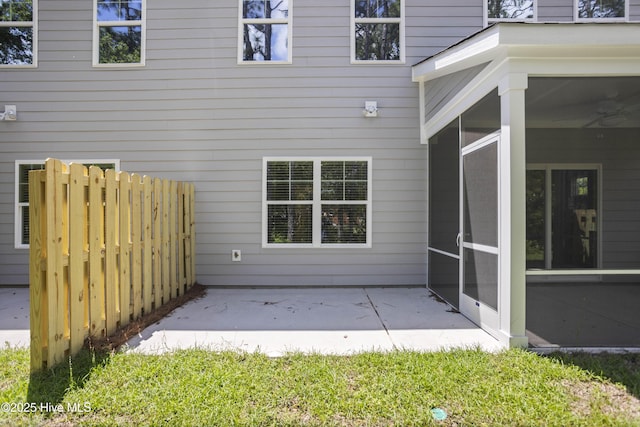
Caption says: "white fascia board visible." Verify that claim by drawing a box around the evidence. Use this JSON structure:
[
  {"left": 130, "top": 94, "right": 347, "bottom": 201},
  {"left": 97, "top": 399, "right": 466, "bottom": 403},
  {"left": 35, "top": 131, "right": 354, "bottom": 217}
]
[
  {"left": 413, "top": 23, "right": 640, "bottom": 83},
  {"left": 412, "top": 26, "right": 502, "bottom": 82}
]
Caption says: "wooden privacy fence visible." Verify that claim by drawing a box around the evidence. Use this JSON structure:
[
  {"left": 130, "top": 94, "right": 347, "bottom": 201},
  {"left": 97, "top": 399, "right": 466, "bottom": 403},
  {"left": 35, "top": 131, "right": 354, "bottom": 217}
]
[{"left": 29, "top": 159, "right": 196, "bottom": 371}]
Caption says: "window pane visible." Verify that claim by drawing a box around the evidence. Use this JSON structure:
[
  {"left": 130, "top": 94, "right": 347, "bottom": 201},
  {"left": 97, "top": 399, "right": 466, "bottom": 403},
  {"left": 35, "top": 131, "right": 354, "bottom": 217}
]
[
  {"left": 21, "top": 205, "right": 29, "bottom": 245},
  {"left": 243, "top": 0, "right": 288, "bottom": 19},
  {"left": 18, "top": 164, "right": 44, "bottom": 203},
  {"left": 291, "top": 181, "right": 312, "bottom": 201},
  {"left": 321, "top": 181, "right": 344, "bottom": 201},
  {"left": 487, "top": 0, "right": 534, "bottom": 19},
  {"left": 345, "top": 161, "right": 367, "bottom": 180},
  {"left": 355, "top": 0, "right": 400, "bottom": 18},
  {"left": 291, "top": 161, "right": 313, "bottom": 180},
  {"left": 354, "top": 23, "right": 400, "bottom": 61},
  {"left": 1, "top": 0, "right": 32, "bottom": 21},
  {"left": 345, "top": 182, "right": 367, "bottom": 200},
  {"left": 267, "top": 161, "right": 313, "bottom": 201},
  {"left": 97, "top": 0, "right": 142, "bottom": 21},
  {"left": 322, "top": 204, "right": 367, "bottom": 244},
  {"left": 267, "top": 181, "right": 290, "bottom": 201},
  {"left": 578, "top": 0, "right": 625, "bottom": 18},
  {"left": 322, "top": 161, "right": 368, "bottom": 201},
  {"left": 0, "top": 26, "right": 32, "bottom": 65},
  {"left": 551, "top": 170, "right": 598, "bottom": 268},
  {"left": 99, "top": 26, "right": 141, "bottom": 63},
  {"left": 321, "top": 161, "right": 343, "bottom": 181},
  {"left": 268, "top": 204, "right": 312, "bottom": 244},
  {"left": 266, "top": 161, "right": 289, "bottom": 181},
  {"left": 243, "top": 23, "right": 288, "bottom": 61},
  {"left": 526, "top": 170, "right": 546, "bottom": 269}
]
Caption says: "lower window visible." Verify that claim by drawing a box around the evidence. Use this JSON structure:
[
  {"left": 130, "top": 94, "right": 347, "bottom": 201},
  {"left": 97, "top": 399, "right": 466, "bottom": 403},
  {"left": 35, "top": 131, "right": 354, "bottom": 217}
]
[
  {"left": 15, "top": 160, "right": 119, "bottom": 248},
  {"left": 263, "top": 158, "right": 372, "bottom": 247}
]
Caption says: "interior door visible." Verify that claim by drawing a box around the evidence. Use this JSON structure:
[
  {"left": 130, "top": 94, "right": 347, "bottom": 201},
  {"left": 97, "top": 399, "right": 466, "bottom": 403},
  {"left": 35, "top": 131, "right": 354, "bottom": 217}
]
[{"left": 459, "top": 132, "right": 500, "bottom": 333}]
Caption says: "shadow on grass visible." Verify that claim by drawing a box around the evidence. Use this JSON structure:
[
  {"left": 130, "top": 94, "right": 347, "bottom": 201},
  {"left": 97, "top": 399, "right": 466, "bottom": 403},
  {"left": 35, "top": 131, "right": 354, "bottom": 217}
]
[
  {"left": 545, "top": 352, "right": 640, "bottom": 399},
  {"left": 26, "top": 348, "right": 112, "bottom": 405}
]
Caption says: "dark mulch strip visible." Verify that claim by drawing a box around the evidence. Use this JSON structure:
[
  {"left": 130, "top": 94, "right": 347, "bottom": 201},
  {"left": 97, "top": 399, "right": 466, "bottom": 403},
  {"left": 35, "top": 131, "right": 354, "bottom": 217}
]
[{"left": 85, "top": 283, "right": 207, "bottom": 352}]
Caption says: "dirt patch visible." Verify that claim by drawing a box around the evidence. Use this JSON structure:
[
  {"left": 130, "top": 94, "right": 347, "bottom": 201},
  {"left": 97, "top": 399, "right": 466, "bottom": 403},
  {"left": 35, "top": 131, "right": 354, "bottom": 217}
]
[
  {"left": 563, "top": 379, "right": 640, "bottom": 420},
  {"left": 85, "top": 283, "right": 207, "bottom": 352}
]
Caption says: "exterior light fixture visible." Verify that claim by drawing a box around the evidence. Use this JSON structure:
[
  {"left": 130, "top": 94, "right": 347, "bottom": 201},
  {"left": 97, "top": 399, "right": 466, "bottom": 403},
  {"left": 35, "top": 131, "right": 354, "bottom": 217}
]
[
  {"left": 1, "top": 105, "right": 16, "bottom": 121},
  {"left": 363, "top": 101, "right": 378, "bottom": 117}
]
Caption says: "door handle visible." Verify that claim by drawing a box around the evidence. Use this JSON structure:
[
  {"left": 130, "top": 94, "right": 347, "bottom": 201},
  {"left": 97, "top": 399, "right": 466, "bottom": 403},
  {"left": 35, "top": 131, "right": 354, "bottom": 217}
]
[{"left": 456, "top": 233, "right": 461, "bottom": 247}]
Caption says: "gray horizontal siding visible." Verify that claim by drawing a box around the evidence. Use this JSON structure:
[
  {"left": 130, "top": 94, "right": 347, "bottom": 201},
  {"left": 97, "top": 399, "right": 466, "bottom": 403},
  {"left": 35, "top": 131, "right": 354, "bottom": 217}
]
[
  {"left": 3, "top": 1, "right": 639, "bottom": 287},
  {"left": 538, "top": 0, "right": 574, "bottom": 21},
  {"left": 0, "top": 0, "right": 436, "bottom": 287}
]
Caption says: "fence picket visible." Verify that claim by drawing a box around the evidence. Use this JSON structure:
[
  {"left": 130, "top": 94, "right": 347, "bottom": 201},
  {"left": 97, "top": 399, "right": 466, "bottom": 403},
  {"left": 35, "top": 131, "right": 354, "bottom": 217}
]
[
  {"left": 161, "top": 179, "right": 170, "bottom": 305},
  {"left": 46, "top": 159, "right": 66, "bottom": 366},
  {"left": 88, "top": 166, "right": 105, "bottom": 339},
  {"left": 29, "top": 167, "right": 45, "bottom": 370},
  {"left": 178, "top": 182, "right": 185, "bottom": 293},
  {"left": 28, "top": 159, "right": 196, "bottom": 372},
  {"left": 183, "top": 184, "right": 193, "bottom": 287},
  {"left": 131, "top": 174, "right": 143, "bottom": 320},
  {"left": 169, "top": 180, "right": 178, "bottom": 298},
  {"left": 119, "top": 172, "right": 131, "bottom": 326},
  {"left": 68, "top": 163, "right": 87, "bottom": 355},
  {"left": 143, "top": 176, "right": 153, "bottom": 315},
  {"left": 104, "top": 169, "right": 118, "bottom": 335},
  {"left": 152, "top": 178, "right": 162, "bottom": 310}
]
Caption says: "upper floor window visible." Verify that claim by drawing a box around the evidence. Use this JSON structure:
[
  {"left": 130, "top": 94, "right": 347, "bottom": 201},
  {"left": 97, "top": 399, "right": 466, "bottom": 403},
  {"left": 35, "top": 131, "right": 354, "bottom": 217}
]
[
  {"left": 352, "top": 0, "right": 404, "bottom": 63},
  {"left": 240, "top": 0, "right": 291, "bottom": 63},
  {"left": 576, "top": 0, "right": 626, "bottom": 20},
  {"left": 94, "top": 0, "right": 145, "bottom": 66},
  {"left": 0, "top": 0, "right": 36, "bottom": 66},
  {"left": 486, "top": 0, "right": 535, "bottom": 23}
]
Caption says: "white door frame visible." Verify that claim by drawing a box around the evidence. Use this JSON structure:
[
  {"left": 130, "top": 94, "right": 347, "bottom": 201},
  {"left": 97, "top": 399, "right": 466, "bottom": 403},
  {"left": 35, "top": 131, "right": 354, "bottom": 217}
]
[{"left": 459, "top": 132, "right": 501, "bottom": 336}]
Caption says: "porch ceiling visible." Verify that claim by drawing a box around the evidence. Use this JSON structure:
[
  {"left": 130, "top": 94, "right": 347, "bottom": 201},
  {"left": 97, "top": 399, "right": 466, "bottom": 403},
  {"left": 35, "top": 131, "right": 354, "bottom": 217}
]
[{"left": 413, "top": 23, "right": 640, "bottom": 139}]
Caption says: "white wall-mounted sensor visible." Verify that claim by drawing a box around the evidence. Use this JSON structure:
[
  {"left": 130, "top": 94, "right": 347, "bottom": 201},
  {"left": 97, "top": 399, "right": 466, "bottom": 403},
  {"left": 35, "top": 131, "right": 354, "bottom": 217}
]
[
  {"left": 1, "top": 105, "right": 16, "bottom": 121},
  {"left": 363, "top": 101, "right": 378, "bottom": 117}
]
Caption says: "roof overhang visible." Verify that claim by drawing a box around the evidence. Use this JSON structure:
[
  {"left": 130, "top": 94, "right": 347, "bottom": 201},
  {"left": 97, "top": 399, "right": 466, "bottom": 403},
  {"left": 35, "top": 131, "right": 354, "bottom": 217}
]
[
  {"left": 412, "top": 23, "right": 640, "bottom": 142},
  {"left": 412, "top": 23, "right": 640, "bottom": 83}
]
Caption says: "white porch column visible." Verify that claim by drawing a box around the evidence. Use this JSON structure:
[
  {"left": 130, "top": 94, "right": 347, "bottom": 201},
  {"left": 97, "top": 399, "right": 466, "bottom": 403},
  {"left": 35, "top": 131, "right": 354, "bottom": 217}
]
[{"left": 498, "top": 72, "right": 528, "bottom": 347}]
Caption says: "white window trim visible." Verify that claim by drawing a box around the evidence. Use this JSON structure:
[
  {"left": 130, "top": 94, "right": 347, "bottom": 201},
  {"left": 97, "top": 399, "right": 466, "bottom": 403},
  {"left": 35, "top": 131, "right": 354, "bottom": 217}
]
[
  {"left": 526, "top": 163, "right": 602, "bottom": 271},
  {"left": 262, "top": 157, "right": 373, "bottom": 248},
  {"left": 92, "top": 0, "right": 146, "bottom": 67},
  {"left": 484, "top": 0, "right": 537, "bottom": 27},
  {"left": 238, "top": 0, "right": 293, "bottom": 65},
  {"left": 0, "top": 0, "right": 38, "bottom": 68},
  {"left": 15, "top": 159, "right": 120, "bottom": 249},
  {"left": 574, "top": 0, "right": 629, "bottom": 22},
  {"left": 350, "top": 0, "right": 405, "bottom": 64}
]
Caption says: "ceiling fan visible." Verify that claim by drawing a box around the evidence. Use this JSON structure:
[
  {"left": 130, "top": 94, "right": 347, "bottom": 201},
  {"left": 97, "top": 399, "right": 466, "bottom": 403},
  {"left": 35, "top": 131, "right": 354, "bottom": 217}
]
[{"left": 582, "top": 94, "right": 640, "bottom": 128}]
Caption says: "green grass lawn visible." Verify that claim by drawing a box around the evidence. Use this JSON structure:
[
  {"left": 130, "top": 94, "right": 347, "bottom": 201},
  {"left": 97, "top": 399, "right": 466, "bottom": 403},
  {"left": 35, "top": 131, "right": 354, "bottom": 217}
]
[{"left": 1, "top": 346, "right": 639, "bottom": 426}]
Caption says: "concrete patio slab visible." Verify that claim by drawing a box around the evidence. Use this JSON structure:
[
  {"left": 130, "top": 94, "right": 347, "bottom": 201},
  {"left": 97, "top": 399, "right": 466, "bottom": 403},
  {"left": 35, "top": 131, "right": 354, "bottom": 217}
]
[
  {"left": 126, "top": 287, "right": 504, "bottom": 355},
  {"left": 0, "top": 286, "right": 504, "bottom": 355},
  {"left": 0, "top": 287, "right": 30, "bottom": 348}
]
